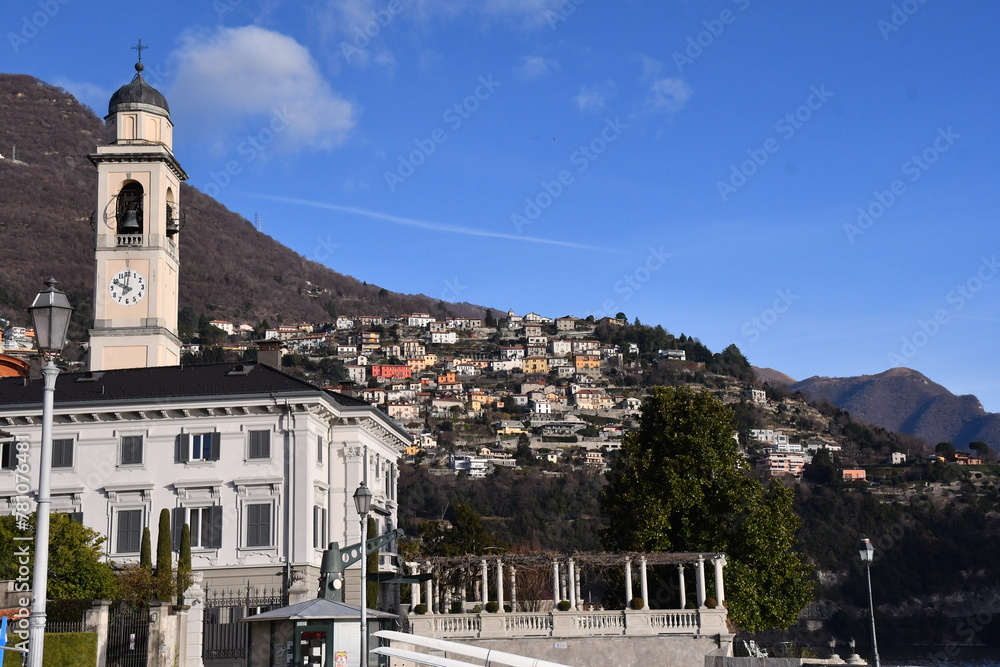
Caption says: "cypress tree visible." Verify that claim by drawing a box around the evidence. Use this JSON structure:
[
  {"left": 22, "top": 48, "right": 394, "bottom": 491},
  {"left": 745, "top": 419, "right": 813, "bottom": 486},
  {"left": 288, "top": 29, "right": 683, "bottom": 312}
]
[
  {"left": 177, "top": 524, "right": 191, "bottom": 605},
  {"left": 155, "top": 509, "right": 173, "bottom": 601},
  {"left": 139, "top": 527, "right": 152, "bottom": 570}
]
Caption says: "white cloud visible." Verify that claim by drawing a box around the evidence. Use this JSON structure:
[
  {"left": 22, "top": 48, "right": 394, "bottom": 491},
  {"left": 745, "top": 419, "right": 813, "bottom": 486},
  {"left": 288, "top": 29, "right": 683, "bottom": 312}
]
[
  {"left": 169, "top": 26, "right": 356, "bottom": 151},
  {"left": 645, "top": 77, "right": 693, "bottom": 114},
  {"left": 575, "top": 80, "right": 616, "bottom": 113},
  {"left": 515, "top": 55, "right": 559, "bottom": 81}
]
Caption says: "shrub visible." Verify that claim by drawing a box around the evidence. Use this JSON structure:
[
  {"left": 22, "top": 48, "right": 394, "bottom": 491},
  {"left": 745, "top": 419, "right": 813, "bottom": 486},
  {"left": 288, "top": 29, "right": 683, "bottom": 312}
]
[
  {"left": 705, "top": 597, "right": 718, "bottom": 609},
  {"left": 450, "top": 599, "right": 463, "bottom": 614},
  {"left": 413, "top": 603, "right": 427, "bottom": 615},
  {"left": 629, "top": 597, "right": 644, "bottom": 610},
  {"left": 504, "top": 604, "right": 512, "bottom": 613},
  {"left": 556, "top": 600, "right": 571, "bottom": 611},
  {"left": 485, "top": 601, "right": 499, "bottom": 613}
]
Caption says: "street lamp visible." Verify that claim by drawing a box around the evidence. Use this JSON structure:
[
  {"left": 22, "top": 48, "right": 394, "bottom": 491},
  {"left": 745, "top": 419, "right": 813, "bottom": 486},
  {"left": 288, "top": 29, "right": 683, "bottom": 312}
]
[
  {"left": 859, "top": 538, "right": 881, "bottom": 667},
  {"left": 353, "top": 481, "right": 373, "bottom": 667},
  {"left": 26, "top": 278, "right": 74, "bottom": 667}
]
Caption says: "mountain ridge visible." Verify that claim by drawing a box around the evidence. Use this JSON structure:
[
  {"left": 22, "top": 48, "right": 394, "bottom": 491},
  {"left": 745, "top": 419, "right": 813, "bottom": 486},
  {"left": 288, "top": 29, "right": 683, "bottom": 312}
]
[{"left": 791, "top": 367, "right": 999, "bottom": 448}]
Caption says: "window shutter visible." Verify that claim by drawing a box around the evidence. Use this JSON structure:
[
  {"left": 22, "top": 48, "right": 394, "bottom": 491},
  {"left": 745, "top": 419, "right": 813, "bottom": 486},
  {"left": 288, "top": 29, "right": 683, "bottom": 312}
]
[
  {"left": 172, "top": 507, "right": 185, "bottom": 551},
  {"left": 208, "top": 506, "right": 223, "bottom": 549},
  {"left": 313, "top": 507, "right": 319, "bottom": 548},
  {"left": 178, "top": 434, "right": 190, "bottom": 463},
  {"left": 209, "top": 433, "right": 221, "bottom": 461}
]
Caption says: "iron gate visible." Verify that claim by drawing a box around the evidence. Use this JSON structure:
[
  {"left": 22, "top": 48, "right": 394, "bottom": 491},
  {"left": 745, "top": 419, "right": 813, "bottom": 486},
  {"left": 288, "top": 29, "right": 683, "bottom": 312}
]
[
  {"left": 203, "top": 585, "right": 287, "bottom": 662},
  {"left": 106, "top": 603, "right": 150, "bottom": 667}
]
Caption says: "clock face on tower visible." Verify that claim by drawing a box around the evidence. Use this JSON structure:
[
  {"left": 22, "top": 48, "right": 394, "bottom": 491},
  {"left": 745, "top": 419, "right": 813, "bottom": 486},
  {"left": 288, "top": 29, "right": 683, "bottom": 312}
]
[{"left": 108, "top": 268, "right": 147, "bottom": 306}]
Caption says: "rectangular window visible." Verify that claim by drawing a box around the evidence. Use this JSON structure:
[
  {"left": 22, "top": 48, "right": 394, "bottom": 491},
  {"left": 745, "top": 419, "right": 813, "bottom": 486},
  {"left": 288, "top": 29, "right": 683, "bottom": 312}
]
[
  {"left": 173, "top": 506, "right": 223, "bottom": 549},
  {"left": 179, "top": 433, "right": 221, "bottom": 463},
  {"left": 245, "top": 503, "right": 272, "bottom": 547},
  {"left": 313, "top": 506, "right": 328, "bottom": 549},
  {"left": 52, "top": 439, "right": 74, "bottom": 469},
  {"left": 121, "top": 436, "right": 143, "bottom": 465},
  {"left": 317, "top": 436, "right": 323, "bottom": 464},
  {"left": 247, "top": 431, "right": 270, "bottom": 459},
  {"left": 116, "top": 509, "right": 143, "bottom": 554},
  {"left": 0, "top": 440, "right": 15, "bottom": 470}
]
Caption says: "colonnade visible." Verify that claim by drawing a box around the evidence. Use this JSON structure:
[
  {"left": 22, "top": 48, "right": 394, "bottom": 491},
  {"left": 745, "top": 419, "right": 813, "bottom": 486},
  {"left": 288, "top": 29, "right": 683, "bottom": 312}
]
[{"left": 407, "top": 553, "right": 726, "bottom": 614}]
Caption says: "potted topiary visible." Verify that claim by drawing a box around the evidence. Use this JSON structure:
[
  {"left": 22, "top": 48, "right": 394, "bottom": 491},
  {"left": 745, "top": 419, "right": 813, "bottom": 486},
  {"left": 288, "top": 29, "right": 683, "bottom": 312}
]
[
  {"left": 450, "top": 599, "right": 464, "bottom": 614},
  {"left": 705, "top": 597, "right": 718, "bottom": 609},
  {"left": 413, "top": 603, "right": 427, "bottom": 615},
  {"left": 556, "top": 600, "right": 571, "bottom": 611},
  {"left": 485, "top": 601, "right": 500, "bottom": 613},
  {"left": 629, "top": 597, "right": 644, "bottom": 610}
]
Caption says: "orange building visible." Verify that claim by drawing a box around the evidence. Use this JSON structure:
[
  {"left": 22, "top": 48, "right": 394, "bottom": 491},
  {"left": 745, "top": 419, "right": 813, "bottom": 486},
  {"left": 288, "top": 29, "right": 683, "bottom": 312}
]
[{"left": 370, "top": 364, "right": 412, "bottom": 380}]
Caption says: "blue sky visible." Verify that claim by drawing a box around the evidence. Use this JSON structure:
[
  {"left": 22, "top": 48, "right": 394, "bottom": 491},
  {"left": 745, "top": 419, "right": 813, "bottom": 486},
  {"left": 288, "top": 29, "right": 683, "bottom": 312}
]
[{"left": 4, "top": 0, "right": 1000, "bottom": 413}]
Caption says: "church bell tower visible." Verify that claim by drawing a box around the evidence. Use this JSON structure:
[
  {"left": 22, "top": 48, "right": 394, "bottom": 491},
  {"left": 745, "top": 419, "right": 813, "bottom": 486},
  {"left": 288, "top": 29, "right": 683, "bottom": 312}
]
[{"left": 88, "top": 53, "right": 188, "bottom": 371}]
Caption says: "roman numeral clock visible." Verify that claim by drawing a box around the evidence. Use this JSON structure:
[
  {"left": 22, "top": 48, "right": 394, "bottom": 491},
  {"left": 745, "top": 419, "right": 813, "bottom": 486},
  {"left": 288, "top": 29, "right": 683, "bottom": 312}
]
[{"left": 87, "top": 57, "right": 188, "bottom": 372}]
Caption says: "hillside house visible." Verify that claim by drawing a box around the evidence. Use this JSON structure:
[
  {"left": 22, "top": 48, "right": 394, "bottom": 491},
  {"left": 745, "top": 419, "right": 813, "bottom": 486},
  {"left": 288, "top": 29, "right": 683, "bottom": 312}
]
[{"left": 842, "top": 469, "right": 867, "bottom": 481}]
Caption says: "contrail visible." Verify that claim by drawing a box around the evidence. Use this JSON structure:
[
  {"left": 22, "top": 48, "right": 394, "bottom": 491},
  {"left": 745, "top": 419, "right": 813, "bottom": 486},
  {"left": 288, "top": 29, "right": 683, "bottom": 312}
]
[{"left": 243, "top": 193, "right": 615, "bottom": 252}]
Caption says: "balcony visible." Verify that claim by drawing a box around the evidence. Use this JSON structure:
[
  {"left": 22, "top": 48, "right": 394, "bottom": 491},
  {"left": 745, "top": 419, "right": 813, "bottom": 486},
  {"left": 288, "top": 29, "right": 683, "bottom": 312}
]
[
  {"left": 116, "top": 234, "right": 144, "bottom": 247},
  {"left": 408, "top": 608, "right": 729, "bottom": 640}
]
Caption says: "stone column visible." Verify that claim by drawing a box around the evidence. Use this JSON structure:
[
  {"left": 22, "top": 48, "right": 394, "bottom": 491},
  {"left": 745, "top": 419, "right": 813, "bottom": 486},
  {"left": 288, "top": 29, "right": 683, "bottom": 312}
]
[
  {"left": 496, "top": 559, "right": 505, "bottom": 612},
  {"left": 146, "top": 601, "right": 175, "bottom": 667},
  {"left": 432, "top": 574, "right": 440, "bottom": 614},
  {"left": 410, "top": 563, "right": 421, "bottom": 609},
  {"left": 639, "top": 557, "right": 649, "bottom": 610},
  {"left": 624, "top": 557, "right": 633, "bottom": 606},
  {"left": 696, "top": 555, "right": 706, "bottom": 609},
  {"left": 567, "top": 559, "right": 577, "bottom": 611},
  {"left": 481, "top": 559, "right": 489, "bottom": 609},
  {"left": 677, "top": 564, "right": 687, "bottom": 609},
  {"left": 510, "top": 567, "right": 518, "bottom": 613},
  {"left": 84, "top": 600, "right": 111, "bottom": 667},
  {"left": 182, "top": 572, "right": 205, "bottom": 667},
  {"left": 713, "top": 555, "right": 727, "bottom": 606},
  {"left": 424, "top": 563, "right": 434, "bottom": 614},
  {"left": 552, "top": 560, "right": 560, "bottom": 606},
  {"left": 574, "top": 565, "right": 582, "bottom": 610}
]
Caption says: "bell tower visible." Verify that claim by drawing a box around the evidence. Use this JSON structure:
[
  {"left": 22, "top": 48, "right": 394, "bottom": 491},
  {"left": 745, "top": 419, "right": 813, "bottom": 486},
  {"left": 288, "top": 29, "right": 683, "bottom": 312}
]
[{"left": 88, "top": 53, "right": 188, "bottom": 371}]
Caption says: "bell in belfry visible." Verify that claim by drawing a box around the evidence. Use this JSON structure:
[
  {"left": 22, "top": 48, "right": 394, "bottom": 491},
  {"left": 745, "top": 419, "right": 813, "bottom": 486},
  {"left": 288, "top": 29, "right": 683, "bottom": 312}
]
[
  {"left": 166, "top": 205, "right": 180, "bottom": 236},
  {"left": 119, "top": 208, "right": 140, "bottom": 233}
]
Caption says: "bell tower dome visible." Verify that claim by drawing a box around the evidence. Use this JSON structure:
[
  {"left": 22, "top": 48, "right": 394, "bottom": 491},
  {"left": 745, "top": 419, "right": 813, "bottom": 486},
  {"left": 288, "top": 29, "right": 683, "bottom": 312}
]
[{"left": 87, "top": 52, "right": 189, "bottom": 371}]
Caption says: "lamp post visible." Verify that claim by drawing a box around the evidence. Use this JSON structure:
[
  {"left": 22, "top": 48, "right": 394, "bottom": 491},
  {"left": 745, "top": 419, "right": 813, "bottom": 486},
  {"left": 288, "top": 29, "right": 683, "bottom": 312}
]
[
  {"left": 353, "top": 481, "right": 373, "bottom": 667},
  {"left": 26, "top": 278, "right": 73, "bottom": 667},
  {"left": 859, "top": 538, "right": 881, "bottom": 667}
]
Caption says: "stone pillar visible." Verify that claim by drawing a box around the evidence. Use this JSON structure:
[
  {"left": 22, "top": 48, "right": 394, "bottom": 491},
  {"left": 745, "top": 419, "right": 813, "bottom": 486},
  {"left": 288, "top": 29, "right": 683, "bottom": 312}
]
[
  {"left": 696, "top": 555, "right": 706, "bottom": 609},
  {"left": 639, "top": 557, "right": 649, "bottom": 610},
  {"left": 511, "top": 567, "right": 518, "bottom": 613},
  {"left": 496, "top": 559, "right": 505, "bottom": 612},
  {"left": 146, "top": 601, "right": 175, "bottom": 667},
  {"left": 625, "top": 557, "right": 633, "bottom": 606},
  {"left": 566, "top": 558, "right": 579, "bottom": 610},
  {"left": 552, "top": 560, "right": 560, "bottom": 606},
  {"left": 424, "top": 563, "right": 434, "bottom": 614},
  {"left": 84, "top": 600, "right": 111, "bottom": 667},
  {"left": 713, "top": 555, "right": 727, "bottom": 606},
  {"left": 677, "top": 564, "right": 687, "bottom": 609},
  {"left": 432, "top": 575, "right": 440, "bottom": 614},
  {"left": 182, "top": 572, "right": 205, "bottom": 667},
  {"left": 574, "top": 565, "right": 582, "bottom": 610},
  {"left": 410, "top": 563, "right": 421, "bottom": 609},
  {"left": 481, "top": 559, "right": 489, "bottom": 609},
  {"left": 559, "top": 564, "right": 567, "bottom": 602}
]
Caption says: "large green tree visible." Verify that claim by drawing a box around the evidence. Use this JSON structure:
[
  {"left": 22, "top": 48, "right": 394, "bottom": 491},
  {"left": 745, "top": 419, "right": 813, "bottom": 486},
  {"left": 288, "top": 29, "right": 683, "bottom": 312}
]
[
  {"left": 0, "top": 513, "right": 116, "bottom": 599},
  {"left": 600, "top": 386, "right": 812, "bottom": 631}
]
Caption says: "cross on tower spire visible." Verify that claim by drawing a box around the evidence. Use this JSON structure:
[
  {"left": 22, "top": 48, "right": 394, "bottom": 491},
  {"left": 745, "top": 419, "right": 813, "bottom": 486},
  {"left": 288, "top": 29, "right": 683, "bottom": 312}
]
[{"left": 132, "top": 39, "right": 147, "bottom": 62}]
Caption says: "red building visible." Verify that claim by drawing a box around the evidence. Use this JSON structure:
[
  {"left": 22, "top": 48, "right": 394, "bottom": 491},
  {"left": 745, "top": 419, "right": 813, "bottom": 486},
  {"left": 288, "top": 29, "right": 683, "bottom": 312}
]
[{"left": 370, "top": 364, "right": 412, "bottom": 380}]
